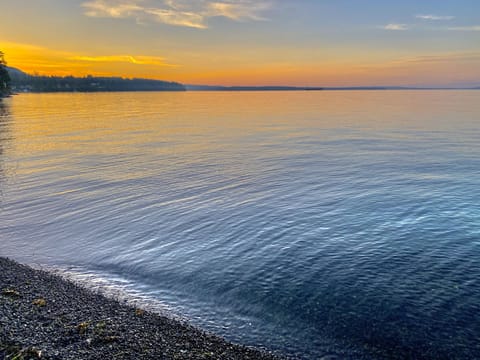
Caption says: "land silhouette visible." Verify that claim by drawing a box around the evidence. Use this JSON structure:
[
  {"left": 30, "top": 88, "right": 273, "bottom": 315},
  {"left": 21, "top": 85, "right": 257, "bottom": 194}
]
[
  {"left": 7, "top": 66, "right": 185, "bottom": 93},
  {"left": 0, "top": 51, "right": 11, "bottom": 97},
  {"left": 2, "top": 51, "right": 479, "bottom": 93}
]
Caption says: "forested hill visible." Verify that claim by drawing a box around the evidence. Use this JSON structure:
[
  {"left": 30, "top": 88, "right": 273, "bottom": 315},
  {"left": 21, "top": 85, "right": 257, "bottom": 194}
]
[{"left": 7, "top": 67, "right": 186, "bottom": 92}]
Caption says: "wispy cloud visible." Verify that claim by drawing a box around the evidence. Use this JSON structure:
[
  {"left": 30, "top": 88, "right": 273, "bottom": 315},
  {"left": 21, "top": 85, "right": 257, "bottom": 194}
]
[
  {"left": 415, "top": 14, "right": 455, "bottom": 21},
  {"left": 144, "top": 8, "right": 207, "bottom": 28},
  {"left": 383, "top": 23, "right": 409, "bottom": 31},
  {"left": 83, "top": 0, "right": 143, "bottom": 18},
  {"left": 207, "top": 1, "right": 270, "bottom": 21},
  {"left": 390, "top": 52, "right": 480, "bottom": 64},
  {"left": 82, "top": 0, "right": 272, "bottom": 29},
  {"left": 1, "top": 40, "right": 177, "bottom": 77},
  {"left": 447, "top": 25, "right": 480, "bottom": 31},
  {"left": 70, "top": 55, "right": 176, "bottom": 66}
]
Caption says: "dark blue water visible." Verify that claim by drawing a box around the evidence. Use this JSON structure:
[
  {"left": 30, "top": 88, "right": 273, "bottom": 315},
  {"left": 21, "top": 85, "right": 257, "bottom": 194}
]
[{"left": 1, "top": 91, "right": 480, "bottom": 358}]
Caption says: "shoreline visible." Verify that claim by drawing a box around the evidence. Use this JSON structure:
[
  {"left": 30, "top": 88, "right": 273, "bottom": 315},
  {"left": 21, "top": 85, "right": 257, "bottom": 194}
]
[{"left": 0, "top": 257, "right": 282, "bottom": 359}]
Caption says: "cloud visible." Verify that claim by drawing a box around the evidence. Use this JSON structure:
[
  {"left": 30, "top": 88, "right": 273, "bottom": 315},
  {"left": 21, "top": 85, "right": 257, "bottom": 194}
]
[
  {"left": 207, "top": 1, "right": 270, "bottom": 21},
  {"left": 83, "top": 0, "right": 144, "bottom": 18},
  {"left": 1, "top": 40, "right": 177, "bottom": 78},
  {"left": 70, "top": 55, "right": 176, "bottom": 66},
  {"left": 447, "top": 25, "right": 480, "bottom": 31},
  {"left": 390, "top": 52, "right": 480, "bottom": 65},
  {"left": 144, "top": 7, "right": 207, "bottom": 28},
  {"left": 415, "top": 14, "right": 455, "bottom": 21},
  {"left": 82, "top": 0, "right": 272, "bottom": 28},
  {"left": 383, "top": 23, "right": 409, "bottom": 31}
]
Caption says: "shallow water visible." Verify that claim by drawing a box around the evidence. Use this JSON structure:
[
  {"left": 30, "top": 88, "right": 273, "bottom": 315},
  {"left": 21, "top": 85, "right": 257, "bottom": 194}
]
[{"left": 1, "top": 91, "right": 480, "bottom": 358}]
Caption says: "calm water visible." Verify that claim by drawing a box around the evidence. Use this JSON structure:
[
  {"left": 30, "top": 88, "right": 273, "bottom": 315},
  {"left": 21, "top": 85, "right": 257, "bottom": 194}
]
[{"left": 1, "top": 91, "right": 480, "bottom": 359}]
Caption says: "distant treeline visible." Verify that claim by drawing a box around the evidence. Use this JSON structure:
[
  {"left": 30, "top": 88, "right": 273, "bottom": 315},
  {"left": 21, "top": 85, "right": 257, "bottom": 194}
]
[
  {"left": 8, "top": 67, "right": 185, "bottom": 93},
  {"left": 0, "top": 51, "right": 11, "bottom": 97}
]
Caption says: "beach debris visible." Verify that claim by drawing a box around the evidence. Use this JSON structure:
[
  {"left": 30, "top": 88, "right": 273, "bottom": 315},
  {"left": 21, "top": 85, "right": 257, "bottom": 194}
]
[
  {"left": 77, "top": 321, "right": 90, "bottom": 335},
  {"left": 100, "top": 335, "right": 118, "bottom": 344},
  {"left": 10, "top": 347, "right": 42, "bottom": 359},
  {"left": 32, "top": 298, "right": 47, "bottom": 307},
  {"left": 2, "top": 288, "right": 21, "bottom": 298},
  {"left": 95, "top": 321, "right": 106, "bottom": 331}
]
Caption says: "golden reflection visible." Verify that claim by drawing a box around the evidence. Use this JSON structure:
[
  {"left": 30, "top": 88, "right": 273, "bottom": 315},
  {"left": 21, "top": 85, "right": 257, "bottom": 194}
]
[{"left": 8, "top": 91, "right": 478, "bottom": 180}]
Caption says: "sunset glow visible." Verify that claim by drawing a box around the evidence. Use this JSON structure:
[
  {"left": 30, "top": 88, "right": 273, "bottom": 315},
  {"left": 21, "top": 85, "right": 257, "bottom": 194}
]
[{"left": 1, "top": 0, "right": 479, "bottom": 87}]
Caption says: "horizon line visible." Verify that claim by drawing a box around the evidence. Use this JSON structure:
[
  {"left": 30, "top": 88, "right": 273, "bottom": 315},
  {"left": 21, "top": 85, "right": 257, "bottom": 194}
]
[{"left": 6, "top": 66, "right": 480, "bottom": 90}]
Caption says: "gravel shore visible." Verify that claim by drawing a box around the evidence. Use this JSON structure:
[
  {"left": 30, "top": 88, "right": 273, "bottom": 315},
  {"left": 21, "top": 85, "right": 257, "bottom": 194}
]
[{"left": 0, "top": 257, "right": 281, "bottom": 359}]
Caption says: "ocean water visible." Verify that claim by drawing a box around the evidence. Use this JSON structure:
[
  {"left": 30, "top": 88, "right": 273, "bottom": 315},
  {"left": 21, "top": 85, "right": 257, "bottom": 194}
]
[{"left": 1, "top": 91, "right": 480, "bottom": 359}]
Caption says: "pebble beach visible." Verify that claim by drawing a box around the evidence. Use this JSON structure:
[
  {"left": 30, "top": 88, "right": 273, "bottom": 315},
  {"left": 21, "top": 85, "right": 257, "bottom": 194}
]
[{"left": 0, "top": 257, "right": 281, "bottom": 359}]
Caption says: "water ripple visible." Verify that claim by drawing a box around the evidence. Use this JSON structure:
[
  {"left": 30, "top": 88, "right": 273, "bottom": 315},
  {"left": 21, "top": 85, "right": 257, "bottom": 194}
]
[{"left": 1, "top": 91, "right": 480, "bottom": 358}]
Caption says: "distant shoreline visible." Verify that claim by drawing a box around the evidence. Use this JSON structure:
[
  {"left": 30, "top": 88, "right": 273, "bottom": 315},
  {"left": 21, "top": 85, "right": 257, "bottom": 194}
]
[
  {"left": 186, "top": 86, "right": 480, "bottom": 91},
  {"left": 186, "top": 83, "right": 480, "bottom": 91},
  {"left": 7, "top": 87, "right": 479, "bottom": 95},
  {"left": 7, "top": 66, "right": 479, "bottom": 94}
]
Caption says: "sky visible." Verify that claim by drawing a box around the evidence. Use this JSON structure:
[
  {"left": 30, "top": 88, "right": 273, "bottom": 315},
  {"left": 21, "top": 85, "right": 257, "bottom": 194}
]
[{"left": 0, "top": 0, "right": 479, "bottom": 87}]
